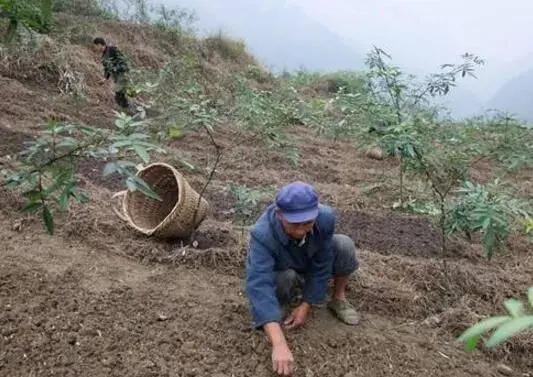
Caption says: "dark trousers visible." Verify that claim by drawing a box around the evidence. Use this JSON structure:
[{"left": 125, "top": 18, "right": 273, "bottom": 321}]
[
  {"left": 113, "top": 72, "right": 130, "bottom": 109},
  {"left": 115, "top": 90, "right": 129, "bottom": 108},
  {"left": 275, "top": 234, "right": 359, "bottom": 305}
]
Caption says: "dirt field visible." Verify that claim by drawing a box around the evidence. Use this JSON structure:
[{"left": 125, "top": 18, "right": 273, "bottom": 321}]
[
  {"left": 2, "top": 109, "right": 533, "bottom": 376},
  {"left": 2, "top": 16, "right": 533, "bottom": 377}
]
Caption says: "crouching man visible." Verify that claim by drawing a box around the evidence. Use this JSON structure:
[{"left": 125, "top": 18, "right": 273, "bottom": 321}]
[{"left": 245, "top": 181, "right": 360, "bottom": 376}]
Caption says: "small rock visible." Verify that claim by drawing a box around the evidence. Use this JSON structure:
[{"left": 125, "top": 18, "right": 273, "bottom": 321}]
[
  {"left": 67, "top": 335, "right": 77, "bottom": 345},
  {"left": 422, "top": 315, "right": 441, "bottom": 327},
  {"left": 180, "top": 341, "right": 196, "bottom": 357},
  {"left": 157, "top": 314, "right": 168, "bottom": 321},
  {"left": 12, "top": 220, "right": 22, "bottom": 232},
  {"left": 141, "top": 360, "right": 156, "bottom": 368},
  {"left": 101, "top": 357, "right": 113, "bottom": 366},
  {"left": 497, "top": 364, "right": 513, "bottom": 376}
]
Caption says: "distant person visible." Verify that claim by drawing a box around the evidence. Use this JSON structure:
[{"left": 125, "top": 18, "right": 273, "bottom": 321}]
[
  {"left": 245, "top": 181, "right": 360, "bottom": 376},
  {"left": 92, "top": 37, "right": 131, "bottom": 111}
]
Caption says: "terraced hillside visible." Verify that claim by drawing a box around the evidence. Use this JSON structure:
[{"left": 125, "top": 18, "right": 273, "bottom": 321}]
[{"left": 1, "top": 3, "right": 533, "bottom": 377}]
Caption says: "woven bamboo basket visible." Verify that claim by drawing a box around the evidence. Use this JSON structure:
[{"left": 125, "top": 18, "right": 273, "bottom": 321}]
[{"left": 111, "top": 162, "right": 209, "bottom": 239}]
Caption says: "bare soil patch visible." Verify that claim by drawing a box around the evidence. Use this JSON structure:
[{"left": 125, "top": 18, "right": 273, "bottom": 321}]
[
  {"left": 0, "top": 127, "right": 35, "bottom": 157},
  {"left": 337, "top": 210, "right": 473, "bottom": 260},
  {"left": 1, "top": 221, "right": 531, "bottom": 377}
]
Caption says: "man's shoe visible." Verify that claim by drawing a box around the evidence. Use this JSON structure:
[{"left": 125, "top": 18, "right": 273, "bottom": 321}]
[{"left": 327, "top": 298, "right": 360, "bottom": 325}]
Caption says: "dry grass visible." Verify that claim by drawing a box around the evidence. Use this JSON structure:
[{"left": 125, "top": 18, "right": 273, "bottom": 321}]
[
  {"left": 203, "top": 30, "right": 251, "bottom": 64},
  {"left": 0, "top": 35, "right": 90, "bottom": 96}
]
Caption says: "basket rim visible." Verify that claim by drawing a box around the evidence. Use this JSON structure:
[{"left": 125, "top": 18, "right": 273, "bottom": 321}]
[{"left": 122, "top": 162, "right": 197, "bottom": 234}]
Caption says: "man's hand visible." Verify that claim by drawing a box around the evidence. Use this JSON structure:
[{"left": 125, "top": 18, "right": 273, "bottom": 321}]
[
  {"left": 283, "top": 302, "right": 311, "bottom": 330},
  {"left": 264, "top": 322, "right": 294, "bottom": 376},
  {"left": 272, "top": 341, "right": 294, "bottom": 376}
]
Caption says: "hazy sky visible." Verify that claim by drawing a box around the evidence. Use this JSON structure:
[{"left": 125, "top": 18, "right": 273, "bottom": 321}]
[
  {"left": 290, "top": 0, "right": 533, "bottom": 61},
  {"left": 289, "top": 0, "right": 533, "bottom": 99},
  {"left": 153, "top": 0, "right": 532, "bottom": 101}
]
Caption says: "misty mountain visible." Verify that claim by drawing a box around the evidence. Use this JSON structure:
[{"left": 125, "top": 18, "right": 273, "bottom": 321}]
[
  {"left": 152, "top": 0, "right": 492, "bottom": 119},
  {"left": 484, "top": 68, "right": 533, "bottom": 123},
  {"left": 163, "top": 0, "right": 364, "bottom": 72}
]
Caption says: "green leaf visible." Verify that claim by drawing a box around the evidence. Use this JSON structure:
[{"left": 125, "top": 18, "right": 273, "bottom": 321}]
[
  {"left": 485, "top": 316, "right": 533, "bottom": 348},
  {"left": 58, "top": 191, "right": 69, "bottom": 212},
  {"left": 129, "top": 176, "right": 162, "bottom": 201},
  {"left": 71, "top": 190, "right": 89, "bottom": 204},
  {"left": 126, "top": 178, "right": 137, "bottom": 192},
  {"left": 458, "top": 315, "right": 511, "bottom": 345},
  {"left": 126, "top": 133, "right": 150, "bottom": 140},
  {"left": 21, "top": 189, "right": 43, "bottom": 201},
  {"left": 110, "top": 140, "right": 134, "bottom": 148},
  {"left": 131, "top": 140, "right": 165, "bottom": 150},
  {"left": 77, "top": 125, "right": 99, "bottom": 136},
  {"left": 528, "top": 287, "right": 533, "bottom": 308},
  {"left": 137, "top": 184, "right": 162, "bottom": 201},
  {"left": 102, "top": 162, "right": 117, "bottom": 177},
  {"left": 463, "top": 334, "right": 481, "bottom": 351},
  {"left": 504, "top": 298, "right": 524, "bottom": 317},
  {"left": 22, "top": 201, "right": 43, "bottom": 213},
  {"left": 167, "top": 126, "right": 183, "bottom": 140},
  {"left": 42, "top": 205, "right": 54, "bottom": 235},
  {"left": 56, "top": 137, "right": 79, "bottom": 148},
  {"left": 132, "top": 144, "right": 150, "bottom": 164}
]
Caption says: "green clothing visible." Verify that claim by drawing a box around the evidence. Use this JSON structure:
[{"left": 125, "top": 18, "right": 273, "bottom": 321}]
[
  {"left": 102, "top": 45, "right": 129, "bottom": 80},
  {"left": 101, "top": 45, "right": 130, "bottom": 109}
]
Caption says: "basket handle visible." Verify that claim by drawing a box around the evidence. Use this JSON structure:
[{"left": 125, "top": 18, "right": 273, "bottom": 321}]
[{"left": 111, "top": 190, "right": 128, "bottom": 222}]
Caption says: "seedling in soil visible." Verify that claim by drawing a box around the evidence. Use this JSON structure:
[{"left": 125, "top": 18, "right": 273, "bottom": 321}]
[
  {"left": 459, "top": 286, "right": 533, "bottom": 350},
  {"left": 446, "top": 179, "right": 532, "bottom": 261}
]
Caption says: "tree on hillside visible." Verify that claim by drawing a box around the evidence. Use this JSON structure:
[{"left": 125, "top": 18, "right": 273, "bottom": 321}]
[{"left": 0, "top": 0, "right": 53, "bottom": 42}]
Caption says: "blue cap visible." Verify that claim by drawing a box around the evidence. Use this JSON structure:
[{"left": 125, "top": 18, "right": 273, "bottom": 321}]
[{"left": 275, "top": 181, "right": 319, "bottom": 223}]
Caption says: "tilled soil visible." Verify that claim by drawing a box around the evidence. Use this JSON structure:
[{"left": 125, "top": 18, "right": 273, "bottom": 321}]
[
  {"left": 337, "top": 210, "right": 474, "bottom": 260},
  {"left": 0, "top": 222, "right": 526, "bottom": 377}
]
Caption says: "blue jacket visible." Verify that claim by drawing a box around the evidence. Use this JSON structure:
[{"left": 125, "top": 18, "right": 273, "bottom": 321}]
[{"left": 245, "top": 203, "right": 336, "bottom": 329}]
